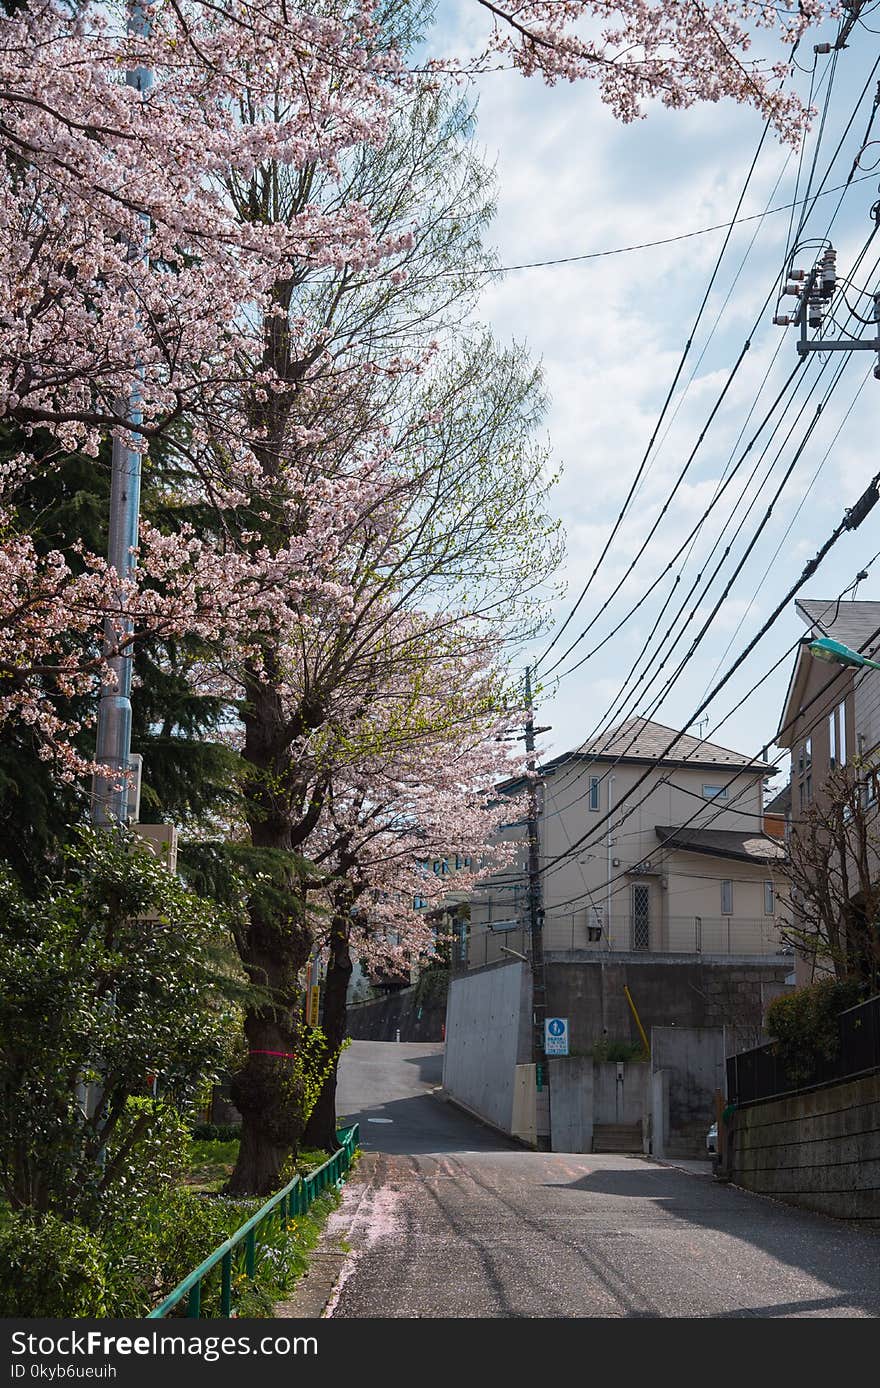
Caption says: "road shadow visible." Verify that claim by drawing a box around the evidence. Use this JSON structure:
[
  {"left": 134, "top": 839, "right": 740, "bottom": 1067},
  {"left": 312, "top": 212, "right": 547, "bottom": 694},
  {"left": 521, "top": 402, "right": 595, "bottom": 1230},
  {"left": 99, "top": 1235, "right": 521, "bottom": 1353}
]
[
  {"left": 541, "top": 1162, "right": 880, "bottom": 1316},
  {"left": 399, "top": 1051, "right": 445, "bottom": 1084},
  {"left": 337, "top": 1091, "right": 518, "bottom": 1156}
]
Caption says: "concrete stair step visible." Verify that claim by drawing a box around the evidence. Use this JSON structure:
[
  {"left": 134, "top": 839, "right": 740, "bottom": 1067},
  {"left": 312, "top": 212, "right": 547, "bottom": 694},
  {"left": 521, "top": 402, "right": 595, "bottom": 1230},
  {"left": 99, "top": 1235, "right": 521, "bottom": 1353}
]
[{"left": 592, "top": 1123, "right": 643, "bottom": 1154}]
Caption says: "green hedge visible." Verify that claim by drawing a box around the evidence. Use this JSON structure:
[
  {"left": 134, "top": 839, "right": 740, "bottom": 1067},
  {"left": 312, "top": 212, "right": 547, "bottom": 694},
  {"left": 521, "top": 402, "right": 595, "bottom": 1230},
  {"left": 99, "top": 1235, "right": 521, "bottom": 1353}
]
[
  {"left": 191, "top": 1122, "right": 242, "bottom": 1143},
  {"left": 0, "top": 1214, "right": 110, "bottom": 1317},
  {"left": 765, "top": 977, "right": 865, "bottom": 1082},
  {"left": 0, "top": 1185, "right": 342, "bottom": 1317}
]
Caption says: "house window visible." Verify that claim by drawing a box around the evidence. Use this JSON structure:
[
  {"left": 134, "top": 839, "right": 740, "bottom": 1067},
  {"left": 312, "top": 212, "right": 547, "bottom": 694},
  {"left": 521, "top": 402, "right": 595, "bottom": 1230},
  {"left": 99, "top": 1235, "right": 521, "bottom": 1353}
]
[
  {"left": 702, "top": 784, "right": 728, "bottom": 799},
  {"left": 589, "top": 776, "right": 600, "bottom": 811},
  {"left": 631, "top": 884, "right": 650, "bottom": 950},
  {"left": 413, "top": 895, "right": 428, "bottom": 910},
  {"left": 805, "top": 737, "right": 812, "bottom": 768},
  {"left": 838, "top": 701, "right": 847, "bottom": 766},
  {"left": 720, "top": 880, "right": 733, "bottom": 915},
  {"left": 764, "top": 880, "right": 775, "bottom": 916},
  {"left": 829, "top": 711, "right": 836, "bottom": 769}
]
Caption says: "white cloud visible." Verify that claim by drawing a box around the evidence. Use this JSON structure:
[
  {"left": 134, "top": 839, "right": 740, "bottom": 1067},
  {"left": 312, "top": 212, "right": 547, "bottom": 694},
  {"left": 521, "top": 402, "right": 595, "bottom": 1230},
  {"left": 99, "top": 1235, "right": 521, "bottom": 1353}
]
[{"left": 431, "top": 3, "right": 880, "bottom": 765}]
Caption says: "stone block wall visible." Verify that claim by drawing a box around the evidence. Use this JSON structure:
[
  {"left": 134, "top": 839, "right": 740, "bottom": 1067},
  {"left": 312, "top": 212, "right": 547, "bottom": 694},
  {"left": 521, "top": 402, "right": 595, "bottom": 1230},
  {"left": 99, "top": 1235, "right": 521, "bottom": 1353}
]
[{"left": 730, "top": 1072, "right": 880, "bottom": 1225}]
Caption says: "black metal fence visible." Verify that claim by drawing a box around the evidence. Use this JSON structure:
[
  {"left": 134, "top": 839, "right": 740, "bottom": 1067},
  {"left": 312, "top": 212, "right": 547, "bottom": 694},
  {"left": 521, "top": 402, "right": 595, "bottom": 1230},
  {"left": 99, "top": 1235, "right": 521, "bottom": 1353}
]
[{"left": 727, "top": 992, "right": 880, "bottom": 1105}]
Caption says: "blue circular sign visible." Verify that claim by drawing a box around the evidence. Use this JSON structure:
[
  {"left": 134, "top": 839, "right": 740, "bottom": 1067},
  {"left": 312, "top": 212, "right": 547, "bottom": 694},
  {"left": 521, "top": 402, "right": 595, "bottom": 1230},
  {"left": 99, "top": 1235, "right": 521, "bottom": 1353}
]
[{"left": 548, "top": 1019, "right": 565, "bottom": 1037}]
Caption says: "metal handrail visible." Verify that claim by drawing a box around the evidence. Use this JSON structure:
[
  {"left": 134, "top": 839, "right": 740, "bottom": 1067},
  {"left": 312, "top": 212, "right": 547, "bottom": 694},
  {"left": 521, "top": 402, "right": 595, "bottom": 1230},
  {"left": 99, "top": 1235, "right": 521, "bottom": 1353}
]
[{"left": 147, "top": 1124, "right": 359, "bottom": 1319}]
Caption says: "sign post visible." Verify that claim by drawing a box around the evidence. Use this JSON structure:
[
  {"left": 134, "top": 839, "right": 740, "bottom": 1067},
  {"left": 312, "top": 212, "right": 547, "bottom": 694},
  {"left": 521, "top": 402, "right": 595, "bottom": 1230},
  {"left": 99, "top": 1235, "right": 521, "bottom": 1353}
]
[{"left": 544, "top": 1017, "right": 569, "bottom": 1057}]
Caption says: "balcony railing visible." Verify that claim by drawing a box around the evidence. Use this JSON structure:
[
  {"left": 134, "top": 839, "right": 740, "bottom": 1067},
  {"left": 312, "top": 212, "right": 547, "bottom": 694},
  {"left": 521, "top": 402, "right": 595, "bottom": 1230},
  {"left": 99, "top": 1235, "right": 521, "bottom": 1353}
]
[{"left": 458, "top": 915, "right": 789, "bottom": 971}]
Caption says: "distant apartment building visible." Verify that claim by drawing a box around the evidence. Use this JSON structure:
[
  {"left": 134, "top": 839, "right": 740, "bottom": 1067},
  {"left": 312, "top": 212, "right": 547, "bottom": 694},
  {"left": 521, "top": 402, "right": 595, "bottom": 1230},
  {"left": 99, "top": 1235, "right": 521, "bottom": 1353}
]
[{"left": 347, "top": 853, "right": 472, "bottom": 1003}]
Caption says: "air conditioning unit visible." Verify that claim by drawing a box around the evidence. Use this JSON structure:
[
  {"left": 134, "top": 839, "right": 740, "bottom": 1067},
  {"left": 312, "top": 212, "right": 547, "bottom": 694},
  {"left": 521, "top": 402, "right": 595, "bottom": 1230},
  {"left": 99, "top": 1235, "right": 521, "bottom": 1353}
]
[{"left": 587, "top": 905, "right": 604, "bottom": 942}]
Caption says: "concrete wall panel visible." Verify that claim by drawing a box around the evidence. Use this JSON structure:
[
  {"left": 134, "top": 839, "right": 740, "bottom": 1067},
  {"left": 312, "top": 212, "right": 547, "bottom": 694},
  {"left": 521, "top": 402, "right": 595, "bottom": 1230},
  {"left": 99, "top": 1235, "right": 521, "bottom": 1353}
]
[
  {"left": 443, "top": 961, "right": 530, "bottom": 1132},
  {"left": 548, "top": 1057, "right": 594, "bottom": 1153}
]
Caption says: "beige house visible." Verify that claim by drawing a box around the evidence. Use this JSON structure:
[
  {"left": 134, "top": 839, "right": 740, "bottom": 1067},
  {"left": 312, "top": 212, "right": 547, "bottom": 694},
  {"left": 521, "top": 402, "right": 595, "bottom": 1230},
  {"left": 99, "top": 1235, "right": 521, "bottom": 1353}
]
[
  {"left": 776, "top": 597, "right": 880, "bottom": 984},
  {"left": 468, "top": 716, "right": 787, "bottom": 968}
]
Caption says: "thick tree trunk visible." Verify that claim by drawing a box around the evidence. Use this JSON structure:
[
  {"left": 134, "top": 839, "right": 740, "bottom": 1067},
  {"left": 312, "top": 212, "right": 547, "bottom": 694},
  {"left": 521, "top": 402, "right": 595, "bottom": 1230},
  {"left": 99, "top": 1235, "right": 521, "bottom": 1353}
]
[
  {"left": 226, "top": 675, "right": 320, "bottom": 1196},
  {"left": 302, "top": 908, "right": 353, "bottom": 1153},
  {"left": 226, "top": 917, "right": 312, "bottom": 1195}
]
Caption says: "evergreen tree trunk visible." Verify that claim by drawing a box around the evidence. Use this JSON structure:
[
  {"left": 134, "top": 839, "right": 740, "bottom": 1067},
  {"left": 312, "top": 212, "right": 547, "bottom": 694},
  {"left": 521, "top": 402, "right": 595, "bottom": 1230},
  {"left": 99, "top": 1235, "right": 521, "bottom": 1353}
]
[{"left": 302, "top": 906, "right": 353, "bottom": 1153}]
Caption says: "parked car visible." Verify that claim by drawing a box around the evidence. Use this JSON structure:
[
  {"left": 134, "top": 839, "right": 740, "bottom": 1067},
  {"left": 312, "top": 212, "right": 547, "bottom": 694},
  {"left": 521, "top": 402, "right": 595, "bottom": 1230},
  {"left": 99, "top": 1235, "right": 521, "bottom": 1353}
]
[{"left": 706, "top": 1121, "right": 718, "bottom": 1154}]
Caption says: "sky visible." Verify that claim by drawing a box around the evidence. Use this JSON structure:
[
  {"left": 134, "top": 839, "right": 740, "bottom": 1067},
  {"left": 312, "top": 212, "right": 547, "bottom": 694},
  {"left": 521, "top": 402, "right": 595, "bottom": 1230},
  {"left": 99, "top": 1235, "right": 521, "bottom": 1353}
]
[{"left": 426, "top": 2, "right": 880, "bottom": 794}]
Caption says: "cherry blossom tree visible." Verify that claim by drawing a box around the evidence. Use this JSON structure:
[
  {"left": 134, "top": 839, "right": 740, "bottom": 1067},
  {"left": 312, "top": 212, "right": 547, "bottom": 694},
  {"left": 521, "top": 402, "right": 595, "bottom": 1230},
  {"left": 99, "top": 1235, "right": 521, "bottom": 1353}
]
[
  {"left": 0, "top": 0, "right": 829, "bottom": 770},
  {"left": 0, "top": 0, "right": 837, "bottom": 1195},
  {"left": 299, "top": 659, "right": 525, "bottom": 1151},
  {"left": 466, "top": 1, "right": 824, "bottom": 141}
]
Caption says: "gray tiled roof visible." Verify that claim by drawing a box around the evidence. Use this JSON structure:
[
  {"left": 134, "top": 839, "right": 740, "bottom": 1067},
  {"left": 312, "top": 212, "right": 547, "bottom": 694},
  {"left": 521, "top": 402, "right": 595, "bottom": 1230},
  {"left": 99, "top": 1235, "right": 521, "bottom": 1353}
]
[
  {"left": 573, "top": 716, "right": 766, "bottom": 770},
  {"left": 654, "top": 825, "right": 785, "bottom": 864},
  {"left": 796, "top": 599, "right": 880, "bottom": 655}
]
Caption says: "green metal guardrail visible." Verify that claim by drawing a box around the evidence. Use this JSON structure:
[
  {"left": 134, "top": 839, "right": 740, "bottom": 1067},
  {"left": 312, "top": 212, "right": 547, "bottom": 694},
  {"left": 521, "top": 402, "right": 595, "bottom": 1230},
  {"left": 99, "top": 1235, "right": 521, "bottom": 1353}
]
[{"left": 147, "top": 1124, "right": 359, "bottom": 1319}]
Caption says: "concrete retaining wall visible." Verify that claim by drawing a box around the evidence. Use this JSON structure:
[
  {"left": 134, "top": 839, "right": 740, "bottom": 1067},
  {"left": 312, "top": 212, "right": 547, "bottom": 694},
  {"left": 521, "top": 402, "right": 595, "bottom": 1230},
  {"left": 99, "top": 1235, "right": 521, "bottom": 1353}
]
[
  {"left": 730, "top": 1072, "right": 880, "bottom": 1225},
  {"left": 548, "top": 1057, "right": 594, "bottom": 1152},
  {"left": 652, "top": 1026, "right": 724, "bottom": 1156},
  {"left": 443, "top": 961, "right": 532, "bottom": 1133},
  {"left": 544, "top": 958, "right": 790, "bottom": 1055},
  {"left": 345, "top": 985, "right": 446, "bottom": 1042}
]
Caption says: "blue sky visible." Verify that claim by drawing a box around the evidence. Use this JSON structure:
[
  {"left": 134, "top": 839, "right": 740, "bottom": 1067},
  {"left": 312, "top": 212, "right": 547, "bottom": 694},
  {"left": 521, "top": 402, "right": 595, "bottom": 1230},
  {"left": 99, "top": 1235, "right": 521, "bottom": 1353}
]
[{"left": 429, "top": 3, "right": 880, "bottom": 791}]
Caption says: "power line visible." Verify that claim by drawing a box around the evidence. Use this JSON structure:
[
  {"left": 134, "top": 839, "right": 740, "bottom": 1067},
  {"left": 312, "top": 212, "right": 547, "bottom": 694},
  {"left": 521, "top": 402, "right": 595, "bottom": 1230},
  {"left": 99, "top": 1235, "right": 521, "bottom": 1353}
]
[
  {"left": 532, "top": 210, "right": 880, "bottom": 817},
  {"left": 697, "top": 365, "right": 874, "bottom": 700},
  {"left": 532, "top": 47, "right": 855, "bottom": 674},
  {"left": 544, "top": 589, "right": 880, "bottom": 919},
  {"left": 537, "top": 46, "right": 880, "bottom": 689},
  {"left": 536, "top": 429, "right": 880, "bottom": 882},
  {"left": 426, "top": 176, "right": 879, "bottom": 279},
  {"left": 531, "top": 111, "right": 782, "bottom": 672}
]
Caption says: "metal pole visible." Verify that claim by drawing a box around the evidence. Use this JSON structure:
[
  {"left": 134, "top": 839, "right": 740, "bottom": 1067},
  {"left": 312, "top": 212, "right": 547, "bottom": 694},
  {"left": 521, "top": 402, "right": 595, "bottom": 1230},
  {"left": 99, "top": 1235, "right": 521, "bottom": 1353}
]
[
  {"left": 524, "top": 668, "right": 548, "bottom": 1103},
  {"left": 606, "top": 773, "right": 615, "bottom": 947},
  {"left": 92, "top": 4, "right": 152, "bottom": 826}
]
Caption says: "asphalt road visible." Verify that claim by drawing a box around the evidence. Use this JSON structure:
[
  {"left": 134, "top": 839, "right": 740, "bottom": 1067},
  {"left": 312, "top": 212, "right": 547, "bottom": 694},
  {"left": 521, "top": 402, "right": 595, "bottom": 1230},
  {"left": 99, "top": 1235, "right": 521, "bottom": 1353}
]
[{"left": 320, "top": 1041, "right": 880, "bottom": 1319}]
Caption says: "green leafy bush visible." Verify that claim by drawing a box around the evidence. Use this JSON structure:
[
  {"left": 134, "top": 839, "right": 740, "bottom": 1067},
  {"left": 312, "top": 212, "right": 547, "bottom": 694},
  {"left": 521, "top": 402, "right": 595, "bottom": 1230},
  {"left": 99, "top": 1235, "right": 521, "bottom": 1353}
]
[
  {"left": 103, "top": 1099, "right": 191, "bottom": 1205},
  {"left": 101, "top": 1190, "right": 239, "bottom": 1315},
  {"left": 0, "top": 828, "right": 241, "bottom": 1217},
  {"left": 0, "top": 1180, "right": 346, "bottom": 1316},
  {"left": 765, "top": 978, "right": 865, "bottom": 1081},
  {"left": 191, "top": 1122, "right": 241, "bottom": 1142},
  {"left": 103, "top": 1186, "right": 342, "bottom": 1316},
  {"left": 0, "top": 1213, "right": 109, "bottom": 1317}
]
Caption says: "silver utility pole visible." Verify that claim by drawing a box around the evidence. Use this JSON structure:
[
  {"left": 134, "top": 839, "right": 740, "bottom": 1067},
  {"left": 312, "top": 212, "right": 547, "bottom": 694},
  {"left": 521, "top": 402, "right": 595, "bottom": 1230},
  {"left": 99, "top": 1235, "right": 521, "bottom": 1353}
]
[{"left": 92, "top": 5, "right": 152, "bottom": 826}]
